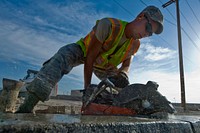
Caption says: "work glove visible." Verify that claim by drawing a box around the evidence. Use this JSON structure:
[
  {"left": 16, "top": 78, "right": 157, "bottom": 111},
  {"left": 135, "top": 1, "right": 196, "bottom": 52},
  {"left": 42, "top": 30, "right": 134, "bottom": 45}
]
[
  {"left": 81, "top": 84, "right": 96, "bottom": 104},
  {"left": 108, "top": 71, "right": 129, "bottom": 88}
]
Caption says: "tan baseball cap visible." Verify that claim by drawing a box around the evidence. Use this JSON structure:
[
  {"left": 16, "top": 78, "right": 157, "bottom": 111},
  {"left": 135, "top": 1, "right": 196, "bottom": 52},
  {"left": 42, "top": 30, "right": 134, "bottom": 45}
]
[{"left": 141, "top": 6, "right": 164, "bottom": 34}]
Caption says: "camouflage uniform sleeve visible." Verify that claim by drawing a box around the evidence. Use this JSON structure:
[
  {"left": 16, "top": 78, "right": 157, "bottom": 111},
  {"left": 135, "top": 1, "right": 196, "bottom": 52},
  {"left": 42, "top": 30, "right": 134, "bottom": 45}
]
[{"left": 93, "top": 18, "right": 112, "bottom": 43}]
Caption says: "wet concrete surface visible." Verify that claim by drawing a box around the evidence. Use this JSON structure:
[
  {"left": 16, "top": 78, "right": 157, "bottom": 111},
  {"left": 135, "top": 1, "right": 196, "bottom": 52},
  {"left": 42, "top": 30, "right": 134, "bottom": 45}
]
[
  {"left": 1, "top": 112, "right": 200, "bottom": 133},
  {"left": 1, "top": 97, "right": 200, "bottom": 132},
  {"left": 0, "top": 113, "right": 160, "bottom": 125}
]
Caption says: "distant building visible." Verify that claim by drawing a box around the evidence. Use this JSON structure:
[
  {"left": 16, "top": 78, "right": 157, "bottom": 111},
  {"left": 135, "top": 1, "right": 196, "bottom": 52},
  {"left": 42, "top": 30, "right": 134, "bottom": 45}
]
[{"left": 71, "top": 90, "right": 82, "bottom": 97}]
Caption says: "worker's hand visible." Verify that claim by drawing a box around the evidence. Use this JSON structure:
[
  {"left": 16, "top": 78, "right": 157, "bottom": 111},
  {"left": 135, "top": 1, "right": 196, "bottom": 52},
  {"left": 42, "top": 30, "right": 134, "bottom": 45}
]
[
  {"left": 108, "top": 71, "right": 129, "bottom": 88},
  {"left": 82, "top": 84, "right": 96, "bottom": 104}
]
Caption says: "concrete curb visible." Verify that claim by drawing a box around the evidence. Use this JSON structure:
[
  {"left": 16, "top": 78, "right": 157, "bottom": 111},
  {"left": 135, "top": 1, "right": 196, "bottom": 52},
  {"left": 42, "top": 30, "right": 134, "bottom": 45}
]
[
  {"left": 0, "top": 121, "right": 198, "bottom": 133},
  {"left": 0, "top": 114, "right": 200, "bottom": 133}
]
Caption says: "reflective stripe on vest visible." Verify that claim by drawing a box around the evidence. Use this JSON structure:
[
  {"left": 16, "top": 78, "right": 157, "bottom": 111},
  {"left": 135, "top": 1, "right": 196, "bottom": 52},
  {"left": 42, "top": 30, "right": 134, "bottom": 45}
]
[{"left": 76, "top": 18, "right": 135, "bottom": 68}]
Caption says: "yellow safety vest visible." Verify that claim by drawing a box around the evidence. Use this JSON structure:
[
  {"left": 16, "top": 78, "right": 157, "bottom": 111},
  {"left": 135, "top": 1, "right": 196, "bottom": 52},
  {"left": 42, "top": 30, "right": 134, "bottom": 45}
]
[{"left": 76, "top": 18, "right": 140, "bottom": 69}]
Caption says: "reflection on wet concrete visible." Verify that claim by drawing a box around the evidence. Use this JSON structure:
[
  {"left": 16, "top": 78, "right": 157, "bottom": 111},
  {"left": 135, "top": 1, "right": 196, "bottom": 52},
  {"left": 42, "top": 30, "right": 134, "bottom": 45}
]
[
  {"left": 0, "top": 112, "right": 80, "bottom": 125},
  {"left": 0, "top": 113, "right": 156, "bottom": 125},
  {"left": 1, "top": 112, "right": 200, "bottom": 124}
]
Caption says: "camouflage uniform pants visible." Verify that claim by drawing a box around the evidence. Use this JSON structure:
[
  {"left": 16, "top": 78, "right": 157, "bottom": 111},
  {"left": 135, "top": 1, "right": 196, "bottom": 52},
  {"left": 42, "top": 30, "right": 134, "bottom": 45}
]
[{"left": 28, "top": 43, "right": 84, "bottom": 101}]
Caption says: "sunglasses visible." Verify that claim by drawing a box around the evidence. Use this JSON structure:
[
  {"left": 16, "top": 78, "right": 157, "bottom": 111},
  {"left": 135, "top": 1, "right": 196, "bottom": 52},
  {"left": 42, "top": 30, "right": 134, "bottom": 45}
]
[{"left": 144, "top": 15, "right": 153, "bottom": 36}]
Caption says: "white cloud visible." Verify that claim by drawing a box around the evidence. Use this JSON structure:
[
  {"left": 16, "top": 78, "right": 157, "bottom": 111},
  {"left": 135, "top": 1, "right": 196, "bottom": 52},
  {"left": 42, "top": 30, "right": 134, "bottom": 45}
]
[
  {"left": 138, "top": 43, "right": 177, "bottom": 62},
  {"left": 0, "top": 1, "right": 112, "bottom": 94},
  {"left": 129, "top": 41, "right": 199, "bottom": 103},
  {"left": 0, "top": 1, "right": 111, "bottom": 66},
  {"left": 0, "top": 20, "right": 65, "bottom": 65},
  {"left": 129, "top": 68, "right": 200, "bottom": 103},
  {"left": 33, "top": 1, "right": 110, "bottom": 35},
  {"left": 128, "top": 40, "right": 200, "bottom": 103}
]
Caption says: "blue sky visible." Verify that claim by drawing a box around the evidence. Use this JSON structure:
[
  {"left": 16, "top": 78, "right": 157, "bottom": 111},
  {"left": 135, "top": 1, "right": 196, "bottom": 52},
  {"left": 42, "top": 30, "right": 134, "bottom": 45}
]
[{"left": 0, "top": 0, "right": 200, "bottom": 103}]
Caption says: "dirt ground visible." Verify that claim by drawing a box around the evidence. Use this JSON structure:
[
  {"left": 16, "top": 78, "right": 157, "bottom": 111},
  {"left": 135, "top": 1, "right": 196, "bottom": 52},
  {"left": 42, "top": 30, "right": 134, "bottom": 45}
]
[
  {"left": 13, "top": 97, "right": 82, "bottom": 114},
  {"left": 34, "top": 98, "right": 82, "bottom": 114}
]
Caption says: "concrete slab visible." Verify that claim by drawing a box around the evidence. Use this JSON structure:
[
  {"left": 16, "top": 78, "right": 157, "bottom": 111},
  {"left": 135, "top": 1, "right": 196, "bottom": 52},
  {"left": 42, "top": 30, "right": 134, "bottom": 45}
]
[
  {"left": 1, "top": 112, "right": 200, "bottom": 133},
  {"left": 1, "top": 97, "right": 200, "bottom": 132},
  {"left": 173, "top": 115, "right": 200, "bottom": 133}
]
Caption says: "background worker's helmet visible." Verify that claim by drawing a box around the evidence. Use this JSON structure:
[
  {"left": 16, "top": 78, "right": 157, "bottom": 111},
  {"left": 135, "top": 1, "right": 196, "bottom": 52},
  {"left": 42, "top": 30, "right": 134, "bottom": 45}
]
[{"left": 141, "top": 6, "right": 164, "bottom": 34}]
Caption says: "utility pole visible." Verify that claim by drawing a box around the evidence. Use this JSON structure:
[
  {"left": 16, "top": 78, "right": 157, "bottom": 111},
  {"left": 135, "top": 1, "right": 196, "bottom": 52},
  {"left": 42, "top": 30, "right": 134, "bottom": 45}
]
[{"left": 162, "top": 0, "right": 186, "bottom": 110}]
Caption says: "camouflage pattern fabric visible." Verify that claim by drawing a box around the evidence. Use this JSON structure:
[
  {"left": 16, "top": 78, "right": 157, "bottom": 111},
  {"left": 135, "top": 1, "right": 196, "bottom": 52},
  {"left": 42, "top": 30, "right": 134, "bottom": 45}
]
[{"left": 31, "top": 43, "right": 84, "bottom": 101}]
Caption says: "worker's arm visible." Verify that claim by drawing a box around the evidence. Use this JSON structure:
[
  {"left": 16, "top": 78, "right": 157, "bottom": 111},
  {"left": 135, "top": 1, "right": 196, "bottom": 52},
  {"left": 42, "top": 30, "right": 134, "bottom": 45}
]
[
  {"left": 107, "top": 56, "right": 133, "bottom": 88},
  {"left": 108, "top": 56, "right": 133, "bottom": 88},
  {"left": 118, "top": 55, "right": 133, "bottom": 74},
  {"left": 118, "top": 39, "right": 139, "bottom": 74},
  {"left": 84, "top": 18, "right": 111, "bottom": 89},
  {"left": 84, "top": 34, "right": 102, "bottom": 89}
]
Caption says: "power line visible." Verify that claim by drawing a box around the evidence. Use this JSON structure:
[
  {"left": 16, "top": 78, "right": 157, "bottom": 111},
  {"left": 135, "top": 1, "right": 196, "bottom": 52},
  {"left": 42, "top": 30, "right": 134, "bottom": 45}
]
[
  {"left": 158, "top": 35, "right": 176, "bottom": 49},
  {"left": 158, "top": 0, "right": 176, "bottom": 21},
  {"left": 139, "top": 0, "right": 148, "bottom": 6},
  {"left": 112, "top": 0, "right": 135, "bottom": 17},
  {"left": 116, "top": 0, "right": 177, "bottom": 51},
  {"left": 137, "top": 0, "right": 178, "bottom": 51},
  {"left": 138, "top": 0, "right": 178, "bottom": 50},
  {"left": 181, "top": 27, "right": 200, "bottom": 52},
  {"left": 138, "top": 0, "right": 178, "bottom": 49},
  {"left": 158, "top": 35, "right": 200, "bottom": 69},
  {"left": 185, "top": 0, "right": 200, "bottom": 25},
  {"left": 164, "top": 7, "right": 176, "bottom": 21},
  {"left": 164, "top": 18, "right": 176, "bottom": 26},
  {"left": 159, "top": 0, "right": 200, "bottom": 54},
  {"left": 140, "top": 0, "right": 178, "bottom": 28},
  {"left": 184, "top": 56, "right": 200, "bottom": 70},
  {"left": 138, "top": 0, "right": 200, "bottom": 67},
  {"left": 112, "top": 0, "right": 200, "bottom": 66},
  {"left": 180, "top": 10, "right": 200, "bottom": 41}
]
